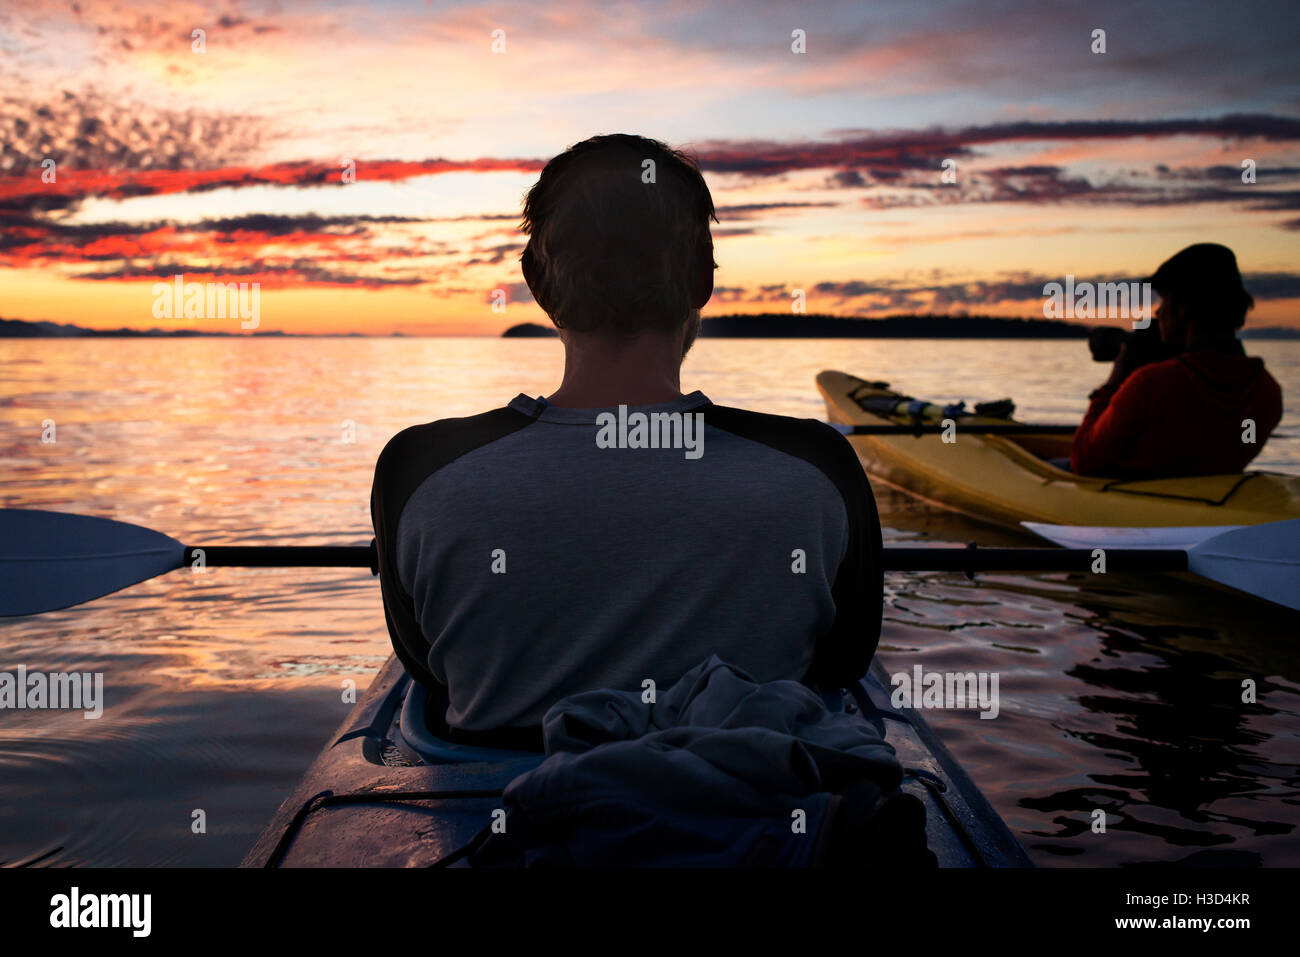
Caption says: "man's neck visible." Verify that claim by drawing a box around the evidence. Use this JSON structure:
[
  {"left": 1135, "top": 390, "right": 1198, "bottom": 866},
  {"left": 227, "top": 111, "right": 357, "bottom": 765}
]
[{"left": 546, "top": 328, "right": 688, "bottom": 408}]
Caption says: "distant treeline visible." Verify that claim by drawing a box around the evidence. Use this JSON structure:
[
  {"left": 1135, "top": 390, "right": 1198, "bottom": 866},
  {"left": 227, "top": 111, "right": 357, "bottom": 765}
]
[
  {"left": 503, "top": 313, "right": 1095, "bottom": 338},
  {"left": 3, "top": 315, "right": 1294, "bottom": 339},
  {"left": 500, "top": 314, "right": 1300, "bottom": 339},
  {"left": 704, "top": 313, "right": 1091, "bottom": 338},
  {"left": 0, "top": 318, "right": 287, "bottom": 338},
  {"left": 0, "top": 318, "right": 364, "bottom": 338}
]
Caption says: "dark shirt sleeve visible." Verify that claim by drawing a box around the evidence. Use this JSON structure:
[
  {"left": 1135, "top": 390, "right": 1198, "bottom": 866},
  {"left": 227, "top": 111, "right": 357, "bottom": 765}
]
[
  {"left": 804, "top": 429, "right": 884, "bottom": 689},
  {"left": 370, "top": 408, "right": 540, "bottom": 693},
  {"left": 699, "top": 408, "right": 885, "bottom": 688},
  {"left": 370, "top": 426, "right": 441, "bottom": 690}
]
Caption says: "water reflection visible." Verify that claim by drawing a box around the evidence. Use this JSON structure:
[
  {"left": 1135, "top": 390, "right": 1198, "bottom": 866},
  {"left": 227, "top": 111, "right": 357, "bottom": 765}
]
[
  {"left": 1, "top": 338, "right": 1298, "bottom": 865},
  {"left": 879, "top": 510, "right": 1300, "bottom": 866}
]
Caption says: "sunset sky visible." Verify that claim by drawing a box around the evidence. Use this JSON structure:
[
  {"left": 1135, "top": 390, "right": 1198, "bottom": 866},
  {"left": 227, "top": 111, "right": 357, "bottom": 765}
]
[{"left": 2, "top": 0, "right": 1299, "bottom": 335}]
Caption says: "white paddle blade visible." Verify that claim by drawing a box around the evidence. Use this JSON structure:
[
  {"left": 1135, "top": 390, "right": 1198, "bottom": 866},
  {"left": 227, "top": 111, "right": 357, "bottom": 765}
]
[
  {"left": 1021, "top": 523, "right": 1245, "bottom": 550},
  {"left": 1187, "top": 520, "right": 1300, "bottom": 613},
  {"left": 0, "top": 509, "right": 186, "bottom": 617}
]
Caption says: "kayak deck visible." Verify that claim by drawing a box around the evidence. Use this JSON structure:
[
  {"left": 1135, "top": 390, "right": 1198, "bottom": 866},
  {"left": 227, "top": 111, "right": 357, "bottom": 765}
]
[
  {"left": 818, "top": 369, "right": 1300, "bottom": 529},
  {"left": 243, "top": 656, "right": 1033, "bottom": 868}
]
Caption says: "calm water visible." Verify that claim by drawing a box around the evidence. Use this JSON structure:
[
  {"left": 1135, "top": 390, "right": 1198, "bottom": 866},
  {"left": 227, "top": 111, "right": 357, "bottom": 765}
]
[{"left": 2, "top": 337, "right": 1299, "bottom": 866}]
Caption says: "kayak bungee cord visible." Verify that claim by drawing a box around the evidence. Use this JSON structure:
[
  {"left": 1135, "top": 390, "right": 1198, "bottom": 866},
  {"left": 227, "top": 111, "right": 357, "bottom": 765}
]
[{"left": 262, "top": 787, "right": 505, "bottom": 869}]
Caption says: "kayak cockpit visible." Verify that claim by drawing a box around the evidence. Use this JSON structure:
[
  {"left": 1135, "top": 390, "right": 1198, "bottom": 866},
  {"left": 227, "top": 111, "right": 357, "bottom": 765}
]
[
  {"left": 242, "top": 657, "right": 1033, "bottom": 868},
  {"left": 396, "top": 677, "right": 544, "bottom": 766}
]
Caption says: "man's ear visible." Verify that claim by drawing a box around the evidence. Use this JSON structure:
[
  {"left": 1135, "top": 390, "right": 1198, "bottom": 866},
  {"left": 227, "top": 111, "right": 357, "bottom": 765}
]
[{"left": 690, "top": 234, "right": 714, "bottom": 309}]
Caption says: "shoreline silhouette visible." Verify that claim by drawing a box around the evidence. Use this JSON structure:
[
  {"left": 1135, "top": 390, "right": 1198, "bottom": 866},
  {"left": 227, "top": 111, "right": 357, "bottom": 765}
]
[{"left": 3, "top": 315, "right": 1297, "bottom": 339}]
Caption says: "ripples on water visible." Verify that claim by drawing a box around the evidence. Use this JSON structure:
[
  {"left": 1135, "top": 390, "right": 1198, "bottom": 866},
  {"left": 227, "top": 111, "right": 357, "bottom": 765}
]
[
  {"left": 1, "top": 338, "right": 1298, "bottom": 865},
  {"left": 875, "top": 488, "right": 1300, "bottom": 866}
]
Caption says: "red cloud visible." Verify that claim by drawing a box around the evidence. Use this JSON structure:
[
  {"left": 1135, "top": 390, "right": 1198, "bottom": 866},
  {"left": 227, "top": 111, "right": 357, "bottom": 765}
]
[{"left": 0, "top": 157, "right": 544, "bottom": 211}]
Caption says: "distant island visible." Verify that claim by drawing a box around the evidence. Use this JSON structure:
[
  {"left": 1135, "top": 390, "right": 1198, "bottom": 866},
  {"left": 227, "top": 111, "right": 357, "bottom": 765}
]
[
  {"left": 1, "top": 318, "right": 290, "bottom": 338},
  {"left": 706, "top": 313, "right": 1090, "bottom": 338},
  {"left": 505, "top": 314, "right": 1095, "bottom": 338},
  {"left": 1241, "top": 326, "right": 1300, "bottom": 339},
  {"left": 501, "top": 322, "right": 561, "bottom": 337},
  {"left": 502, "top": 315, "right": 1300, "bottom": 339},
  {"left": 0, "top": 318, "right": 372, "bottom": 338},
  {"left": 4, "top": 315, "right": 1296, "bottom": 339}
]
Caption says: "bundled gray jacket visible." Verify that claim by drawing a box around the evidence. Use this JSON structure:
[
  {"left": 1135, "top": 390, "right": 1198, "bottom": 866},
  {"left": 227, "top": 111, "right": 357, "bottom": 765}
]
[{"left": 468, "top": 656, "right": 907, "bottom": 867}]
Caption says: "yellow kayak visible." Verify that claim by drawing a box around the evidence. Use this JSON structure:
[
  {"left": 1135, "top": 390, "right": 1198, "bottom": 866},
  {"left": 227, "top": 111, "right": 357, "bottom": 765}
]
[{"left": 817, "top": 370, "right": 1300, "bottom": 530}]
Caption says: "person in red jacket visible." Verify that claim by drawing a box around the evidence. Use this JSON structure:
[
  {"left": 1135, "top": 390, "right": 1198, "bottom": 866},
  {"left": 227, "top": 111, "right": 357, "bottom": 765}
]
[{"left": 1071, "top": 244, "right": 1283, "bottom": 478}]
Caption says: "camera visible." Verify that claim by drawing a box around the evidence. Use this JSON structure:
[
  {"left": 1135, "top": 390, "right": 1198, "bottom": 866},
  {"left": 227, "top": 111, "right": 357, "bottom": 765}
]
[{"left": 1087, "top": 323, "right": 1172, "bottom": 365}]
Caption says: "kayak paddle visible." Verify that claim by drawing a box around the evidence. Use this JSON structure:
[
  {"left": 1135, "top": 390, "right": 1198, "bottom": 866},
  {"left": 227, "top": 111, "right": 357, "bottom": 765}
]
[
  {"left": 2, "top": 508, "right": 1297, "bottom": 617},
  {"left": 1021, "top": 523, "right": 1243, "bottom": 550},
  {"left": 889, "top": 521, "right": 1300, "bottom": 612},
  {"left": 0, "top": 509, "right": 375, "bottom": 618},
  {"left": 1021, "top": 521, "right": 1300, "bottom": 612}
]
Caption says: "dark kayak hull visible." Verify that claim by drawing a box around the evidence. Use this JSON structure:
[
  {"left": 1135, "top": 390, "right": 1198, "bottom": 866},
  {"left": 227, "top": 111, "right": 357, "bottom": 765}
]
[{"left": 243, "top": 656, "right": 1033, "bottom": 867}]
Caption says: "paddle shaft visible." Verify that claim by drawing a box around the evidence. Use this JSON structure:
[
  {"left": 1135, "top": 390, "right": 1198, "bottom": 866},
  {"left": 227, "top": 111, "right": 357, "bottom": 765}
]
[
  {"left": 844, "top": 424, "right": 1076, "bottom": 435},
  {"left": 182, "top": 543, "right": 1189, "bottom": 574},
  {"left": 184, "top": 545, "right": 378, "bottom": 571},
  {"left": 884, "top": 546, "right": 1188, "bottom": 573},
  {"left": 841, "top": 423, "right": 1293, "bottom": 438}
]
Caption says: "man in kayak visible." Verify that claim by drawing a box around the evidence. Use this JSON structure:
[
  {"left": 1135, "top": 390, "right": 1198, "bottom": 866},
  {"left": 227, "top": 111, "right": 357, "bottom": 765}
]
[
  {"left": 1071, "top": 243, "right": 1283, "bottom": 478},
  {"left": 372, "top": 134, "right": 882, "bottom": 748}
]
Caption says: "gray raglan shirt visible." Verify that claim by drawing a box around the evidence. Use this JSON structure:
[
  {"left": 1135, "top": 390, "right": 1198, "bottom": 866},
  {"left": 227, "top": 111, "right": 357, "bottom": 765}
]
[{"left": 371, "top": 391, "right": 882, "bottom": 737}]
